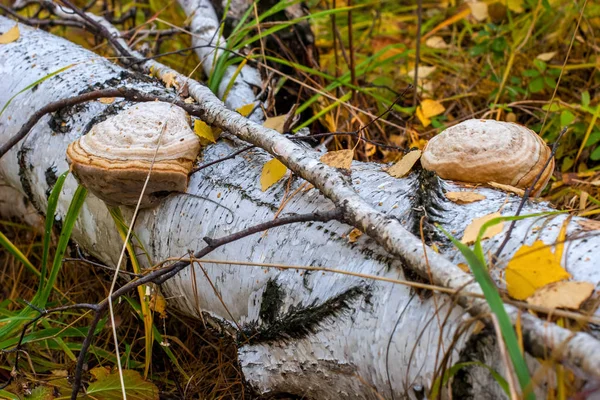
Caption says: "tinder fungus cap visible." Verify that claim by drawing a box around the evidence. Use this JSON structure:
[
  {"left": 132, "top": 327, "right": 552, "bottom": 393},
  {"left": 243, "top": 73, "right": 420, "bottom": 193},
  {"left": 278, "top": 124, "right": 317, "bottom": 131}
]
[
  {"left": 421, "top": 119, "right": 554, "bottom": 195},
  {"left": 66, "top": 102, "right": 201, "bottom": 208}
]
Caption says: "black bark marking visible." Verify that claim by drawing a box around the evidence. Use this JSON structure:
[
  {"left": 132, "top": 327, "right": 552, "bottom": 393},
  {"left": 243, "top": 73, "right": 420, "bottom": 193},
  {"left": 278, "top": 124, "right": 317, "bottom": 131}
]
[
  {"left": 259, "top": 279, "right": 284, "bottom": 325},
  {"left": 44, "top": 164, "right": 58, "bottom": 198},
  {"left": 240, "top": 285, "right": 366, "bottom": 345},
  {"left": 17, "top": 146, "right": 40, "bottom": 213}
]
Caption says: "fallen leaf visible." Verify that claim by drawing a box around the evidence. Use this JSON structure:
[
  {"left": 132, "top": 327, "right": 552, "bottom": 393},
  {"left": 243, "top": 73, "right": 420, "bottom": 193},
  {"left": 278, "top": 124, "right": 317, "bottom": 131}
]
[
  {"left": 487, "top": 182, "right": 525, "bottom": 196},
  {"left": 425, "top": 36, "right": 449, "bottom": 49},
  {"left": 416, "top": 106, "right": 431, "bottom": 127},
  {"left": 536, "top": 51, "right": 557, "bottom": 61},
  {"left": 421, "top": 99, "right": 446, "bottom": 118},
  {"left": 236, "top": 103, "right": 255, "bottom": 117},
  {"left": 468, "top": 1, "right": 488, "bottom": 21},
  {"left": 445, "top": 192, "right": 486, "bottom": 204},
  {"left": 87, "top": 369, "right": 159, "bottom": 400},
  {"left": 150, "top": 292, "right": 167, "bottom": 318},
  {"left": 457, "top": 263, "right": 471, "bottom": 273},
  {"left": 183, "top": 97, "right": 195, "bottom": 104},
  {"left": 320, "top": 149, "right": 353, "bottom": 170},
  {"left": 579, "top": 191, "right": 588, "bottom": 210},
  {"left": 506, "top": 240, "right": 571, "bottom": 300},
  {"left": 461, "top": 212, "right": 504, "bottom": 244},
  {"left": 387, "top": 150, "right": 422, "bottom": 178},
  {"left": 260, "top": 159, "right": 288, "bottom": 191},
  {"left": 161, "top": 72, "right": 178, "bottom": 89},
  {"left": 347, "top": 228, "right": 363, "bottom": 243},
  {"left": 527, "top": 281, "right": 594, "bottom": 310},
  {"left": 506, "top": 0, "right": 524, "bottom": 13},
  {"left": 416, "top": 99, "right": 445, "bottom": 127},
  {"left": 577, "top": 219, "right": 600, "bottom": 231},
  {"left": 99, "top": 97, "right": 115, "bottom": 104},
  {"left": 194, "top": 119, "right": 216, "bottom": 143},
  {"left": 263, "top": 115, "right": 288, "bottom": 133},
  {"left": 0, "top": 24, "right": 19, "bottom": 44}
]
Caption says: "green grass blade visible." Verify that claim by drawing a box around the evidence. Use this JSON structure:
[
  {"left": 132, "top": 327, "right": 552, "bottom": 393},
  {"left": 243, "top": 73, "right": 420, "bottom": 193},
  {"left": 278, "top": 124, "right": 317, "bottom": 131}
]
[
  {"left": 438, "top": 225, "right": 534, "bottom": 400},
  {"left": 38, "top": 185, "right": 87, "bottom": 304},
  {"left": 430, "top": 361, "right": 510, "bottom": 399},
  {"left": 0, "top": 64, "right": 75, "bottom": 117},
  {"left": 0, "top": 230, "right": 38, "bottom": 277},
  {"left": 40, "top": 171, "right": 69, "bottom": 292},
  {"left": 293, "top": 92, "right": 352, "bottom": 132}
]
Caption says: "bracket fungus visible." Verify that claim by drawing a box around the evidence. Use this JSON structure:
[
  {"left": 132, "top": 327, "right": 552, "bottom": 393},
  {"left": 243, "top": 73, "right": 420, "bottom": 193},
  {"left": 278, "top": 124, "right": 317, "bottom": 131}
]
[
  {"left": 66, "top": 102, "right": 201, "bottom": 208},
  {"left": 421, "top": 119, "right": 554, "bottom": 196}
]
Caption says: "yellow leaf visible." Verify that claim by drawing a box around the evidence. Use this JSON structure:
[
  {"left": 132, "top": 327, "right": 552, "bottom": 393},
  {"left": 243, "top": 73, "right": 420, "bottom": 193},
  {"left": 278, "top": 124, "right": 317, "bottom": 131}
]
[
  {"left": 506, "top": 240, "right": 571, "bottom": 300},
  {"left": 98, "top": 97, "right": 115, "bottom": 104},
  {"left": 420, "top": 99, "right": 446, "bottom": 118},
  {"left": 150, "top": 292, "right": 167, "bottom": 318},
  {"left": 506, "top": 0, "right": 524, "bottom": 13},
  {"left": 387, "top": 150, "right": 422, "bottom": 178},
  {"left": 161, "top": 72, "right": 178, "bottom": 89},
  {"left": 236, "top": 103, "right": 255, "bottom": 117},
  {"left": 457, "top": 263, "right": 471, "bottom": 273},
  {"left": 0, "top": 24, "right": 19, "bottom": 44},
  {"left": 194, "top": 119, "right": 216, "bottom": 143},
  {"left": 445, "top": 192, "right": 486, "bottom": 204},
  {"left": 347, "top": 228, "right": 363, "bottom": 243},
  {"left": 416, "top": 106, "right": 431, "bottom": 127},
  {"left": 263, "top": 115, "right": 288, "bottom": 133},
  {"left": 260, "top": 159, "right": 287, "bottom": 191},
  {"left": 461, "top": 212, "right": 504, "bottom": 244},
  {"left": 527, "top": 281, "right": 594, "bottom": 310},
  {"left": 320, "top": 149, "right": 353, "bottom": 170}
]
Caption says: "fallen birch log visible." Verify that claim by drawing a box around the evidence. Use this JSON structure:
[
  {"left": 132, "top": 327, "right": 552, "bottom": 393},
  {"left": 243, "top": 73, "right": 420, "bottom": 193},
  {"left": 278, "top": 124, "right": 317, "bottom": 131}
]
[{"left": 0, "top": 16, "right": 599, "bottom": 399}]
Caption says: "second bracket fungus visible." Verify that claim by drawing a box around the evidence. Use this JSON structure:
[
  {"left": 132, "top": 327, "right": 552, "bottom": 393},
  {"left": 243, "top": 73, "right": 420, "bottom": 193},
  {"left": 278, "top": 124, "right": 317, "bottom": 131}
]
[{"left": 421, "top": 119, "right": 554, "bottom": 196}]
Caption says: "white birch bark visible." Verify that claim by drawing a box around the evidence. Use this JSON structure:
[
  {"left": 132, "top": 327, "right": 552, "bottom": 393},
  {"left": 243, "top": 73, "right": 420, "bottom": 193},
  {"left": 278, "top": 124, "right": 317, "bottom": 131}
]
[{"left": 1, "top": 17, "right": 599, "bottom": 399}]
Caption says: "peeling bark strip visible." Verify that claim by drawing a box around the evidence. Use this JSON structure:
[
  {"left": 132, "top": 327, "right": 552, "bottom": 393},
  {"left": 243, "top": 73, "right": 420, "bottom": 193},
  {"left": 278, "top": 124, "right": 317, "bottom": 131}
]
[{"left": 1, "top": 17, "right": 600, "bottom": 399}]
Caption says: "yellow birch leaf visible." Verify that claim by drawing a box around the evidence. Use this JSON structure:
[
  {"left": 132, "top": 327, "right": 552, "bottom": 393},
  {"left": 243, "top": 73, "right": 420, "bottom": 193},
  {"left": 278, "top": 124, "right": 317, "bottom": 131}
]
[
  {"left": 150, "top": 292, "right": 167, "bottom": 318},
  {"left": 261, "top": 159, "right": 287, "bottom": 191},
  {"left": 98, "top": 97, "right": 115, "bottom": 104},
  {"left": 506, "top": 240, "right": 571, "bottom": 300},
  {"left": 263, "top": 115, "right": 288, "bottom": 133},
  {"left": 320, "top": 149, "right": 353, "bottom": 170},
  {"left": 0, "top": 25, "right": 19, "bottom": 44},
  {"left": 236, "top": 103, "right": 255, "bottom": 117},
  {"left": 194, "top": 119, "right": 216, "bottom": 143},
  {"left": 161, "top": 72, "right": 178, "bottom": 89},
  {"left": 445, "top": 192, "right": 486, "bottom": 204},
  {"left": 506, "top": 0, "right": 524, "bottom": 13},
  {"left": 527, "top": 281, "right": 594, "bottom": 310},
  {"left": 554, "top": 217, "right": 570, "bottom": 264},
  {"left": 420, "top": 99, "right": 446, "bottom": 118},
  {"left": 461, "top": 212, "right": 504, "bottom": 244},
  {"left": 387, "top": 150, "right": 422, "bottom": 178},
  {"left": 347, "top": 228, "right": 363, "bottom": 243},
  {"left": 416, "top": 106, "right": 431, "bottom": 127},
  {"left": 457, "top": 263, "right": 471, "bottom": 273}
]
